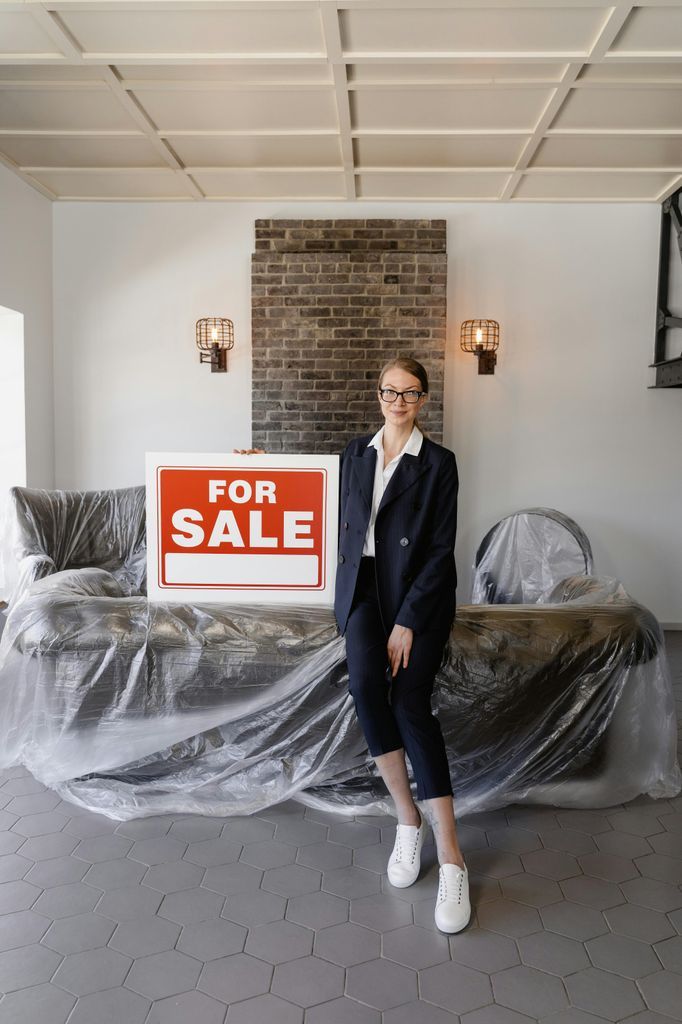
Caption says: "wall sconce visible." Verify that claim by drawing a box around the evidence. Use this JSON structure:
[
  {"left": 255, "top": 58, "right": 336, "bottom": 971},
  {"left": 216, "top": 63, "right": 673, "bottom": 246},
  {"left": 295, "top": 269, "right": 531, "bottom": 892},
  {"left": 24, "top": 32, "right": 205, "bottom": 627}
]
[
  {"left": 460, "top": 319, "right": 500, "bottom": 375},
  {"left": 196, "top": 317, "right": 234, "bottom": 373}
]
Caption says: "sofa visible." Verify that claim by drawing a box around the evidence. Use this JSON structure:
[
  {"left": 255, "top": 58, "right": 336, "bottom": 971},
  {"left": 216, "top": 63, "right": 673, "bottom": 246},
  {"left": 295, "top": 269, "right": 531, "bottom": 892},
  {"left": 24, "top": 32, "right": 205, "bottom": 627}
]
[{"left": 0, "top": 485, "right": 679, "bottom": 820}]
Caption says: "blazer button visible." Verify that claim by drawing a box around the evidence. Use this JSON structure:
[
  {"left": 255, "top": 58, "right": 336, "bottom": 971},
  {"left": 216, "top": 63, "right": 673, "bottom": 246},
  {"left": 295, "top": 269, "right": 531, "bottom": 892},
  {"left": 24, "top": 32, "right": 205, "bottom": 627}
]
[
  {"left": 343, "top": 522, "right": 349, "bottom": 530},
  {"left": 400, "top": 537, "right": 410, "bottom": 546},
  {"left": 338, "top": 554, "right": 345, "bottom": 564}
]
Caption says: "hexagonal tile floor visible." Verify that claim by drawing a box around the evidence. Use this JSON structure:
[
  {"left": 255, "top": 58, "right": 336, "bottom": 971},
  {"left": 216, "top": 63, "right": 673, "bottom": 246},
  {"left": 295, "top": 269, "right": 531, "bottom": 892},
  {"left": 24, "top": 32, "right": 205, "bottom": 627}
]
[{"left": 0, "top": 632, "right": 680, "bottom": 1023}]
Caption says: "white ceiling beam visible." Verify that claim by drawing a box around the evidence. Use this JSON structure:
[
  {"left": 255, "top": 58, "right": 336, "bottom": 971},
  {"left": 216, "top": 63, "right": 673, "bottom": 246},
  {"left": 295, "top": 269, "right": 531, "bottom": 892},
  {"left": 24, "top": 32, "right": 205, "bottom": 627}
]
[
  {"left": 319, "top": 2, "right": 355, "bottom": 198},
  {"left": 25, "top": 1, "right": 205, "bottom": 198},
  {"left": 500, "top": 4, "right": 635, "bottom": 200},
  {"left": 656, "top": 173, "right": 682, "bottom": 202},
  {"left": 0, "top": 147, "right": 57, "bottom": 198}
]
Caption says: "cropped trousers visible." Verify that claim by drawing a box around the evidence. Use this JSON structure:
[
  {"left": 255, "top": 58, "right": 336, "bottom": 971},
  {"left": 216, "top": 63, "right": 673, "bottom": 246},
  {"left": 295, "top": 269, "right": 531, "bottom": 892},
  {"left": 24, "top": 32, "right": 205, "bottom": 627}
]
[{"left": 345, "top": 556, "right": 453, "bottom": 801}]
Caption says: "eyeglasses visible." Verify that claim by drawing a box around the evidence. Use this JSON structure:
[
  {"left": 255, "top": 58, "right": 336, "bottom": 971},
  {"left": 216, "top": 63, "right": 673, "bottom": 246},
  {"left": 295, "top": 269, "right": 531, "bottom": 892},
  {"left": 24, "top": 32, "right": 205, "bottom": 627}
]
[{"left": 378, "top": 388, "right": 426, "bottom": 404}]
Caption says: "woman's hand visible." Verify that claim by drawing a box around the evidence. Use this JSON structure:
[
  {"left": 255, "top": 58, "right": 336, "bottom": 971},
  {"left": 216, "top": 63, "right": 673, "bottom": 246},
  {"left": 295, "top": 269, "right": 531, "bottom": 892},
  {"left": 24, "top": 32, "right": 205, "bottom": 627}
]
[
  {"left": 387, "top": 624, "right": 414, "bottom": 678},
  {"left": 232, "top": 448, "right": 265, "bottom": 454}
]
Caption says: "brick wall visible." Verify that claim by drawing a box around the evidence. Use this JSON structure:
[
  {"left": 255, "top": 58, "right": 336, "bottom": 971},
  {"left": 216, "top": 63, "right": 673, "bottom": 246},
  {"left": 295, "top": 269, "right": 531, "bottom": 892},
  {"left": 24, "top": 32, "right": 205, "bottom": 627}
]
[{"left": 251, "top": 219, "right": 447, "bottom": 453}]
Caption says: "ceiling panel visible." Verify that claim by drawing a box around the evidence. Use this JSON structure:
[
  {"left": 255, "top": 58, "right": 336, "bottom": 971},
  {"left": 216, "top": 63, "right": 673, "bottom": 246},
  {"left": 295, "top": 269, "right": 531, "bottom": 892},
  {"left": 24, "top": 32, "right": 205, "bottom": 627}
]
[
  {"left": 352, "top": 87, "right": 551, "bottom": 131},
  {"left": 0, "top": 11, "right": 63, "bottom": 56},
  {"left": 192, "top": 170, "right": 346, "bottom": 199},
  {"left": 354, "top": 134, "right": 527, "bottom": 168},
  {"left": 357, "top": 172, "right": 508, "bottom": 199},
  {"left": 0, "top": 87, "right": 139, "bottom": 132},
  {"left": 135, "top": 88, "right": 338, "bottom": 132},
  {"left": 609, "top": 6, "right": 682, "bottom": 52},
  {"left": 341, "top": 7, "right": 604, "bottom": 54},
  {"left": 167, "top": 135, "right": 342, "bottom": 168},
  {"left": 0, "top": 134, "right": 163, "bottom": 168},
  {"left": 59, "top": 8, "right": 325, "bottom": 56},
  {"left": 533, "top": 135, "right": 682, "bottom": 168},
  {"left": 27, "top": 169, "right": 190, "bottom": 199},
  {"left": 554, "top": 87, "right": 682, "bottom": 130},
  {"left": 514, "top": 170, "right": 674, "bottom": 199},
  {"left": 349, "top": 63, "right": 567, "bottom": 84}
]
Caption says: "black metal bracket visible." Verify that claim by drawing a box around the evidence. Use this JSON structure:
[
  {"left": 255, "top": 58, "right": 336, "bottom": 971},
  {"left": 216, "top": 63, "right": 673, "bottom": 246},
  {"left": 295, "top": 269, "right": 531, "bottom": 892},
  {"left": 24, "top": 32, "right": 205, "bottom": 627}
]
[
  {"left": 199, "top": 344, "right": 227, "bottom": 373},
  {"left": 650, "top": 185, "right": 682, "bottom": 388}
]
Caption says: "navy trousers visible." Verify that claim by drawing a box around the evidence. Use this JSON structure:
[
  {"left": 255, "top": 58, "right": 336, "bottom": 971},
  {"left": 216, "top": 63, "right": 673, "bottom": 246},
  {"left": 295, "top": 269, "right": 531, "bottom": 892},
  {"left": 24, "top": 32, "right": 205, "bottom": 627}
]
[{"left": 345, "top": 556, "right": 454, "bottom": 800}]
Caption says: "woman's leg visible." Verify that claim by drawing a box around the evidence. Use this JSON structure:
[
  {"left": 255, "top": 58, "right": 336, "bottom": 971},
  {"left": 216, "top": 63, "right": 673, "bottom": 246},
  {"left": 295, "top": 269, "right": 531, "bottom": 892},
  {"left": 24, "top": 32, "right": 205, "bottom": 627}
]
[
  {"left": 373, "top": 749, "right": 420, "bottom": 826},
  {"left": 424, "top": 796, "right": 466, "bottom": 869}
]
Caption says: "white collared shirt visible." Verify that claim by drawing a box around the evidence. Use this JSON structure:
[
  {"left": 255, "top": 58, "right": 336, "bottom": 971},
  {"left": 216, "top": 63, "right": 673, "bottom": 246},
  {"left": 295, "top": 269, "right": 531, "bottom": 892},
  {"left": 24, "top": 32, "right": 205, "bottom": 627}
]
[{"left": 362, "top": 424, "right": 423, "bottom": 557}]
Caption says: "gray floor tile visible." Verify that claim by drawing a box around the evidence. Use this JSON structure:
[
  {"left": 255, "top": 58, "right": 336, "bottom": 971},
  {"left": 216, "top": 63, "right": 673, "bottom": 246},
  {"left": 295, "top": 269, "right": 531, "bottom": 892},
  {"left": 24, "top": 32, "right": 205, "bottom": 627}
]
[
  {"left": 464, "top": 1005, "right": 536, "bottom": 1024},
  {"left": 184, "top": 838, "right": 242, "bottom": 867},
  {"left": 221, "top": 888, "right": 286, "bottom": 927},
  {"left": 476, "top": 898, "right": 543, "bottom": 938},
  {"left": 520, "top": 848, "right": 581, "bottom": 880},
  {"left": 322, "top": 866, "right": 381, "bottom": 900},
  {"left": 0, "top": 982, "right": 76, "bottom": 1024},
  {"left": 564, "top": 966, "right": 647, "bottom": 1020},
  {"left": 620, "top": 876, "right": 682, "bottom": 912},
  {"left": 244, "top": 918, "right": 314, "bottom": 963},
  {"left": 0, "top": 832, "right": 23, "bottom": 856},
  {"left": 385, "top": 1000, "right": 463, "bottom": 1024},
  {"left": 42, "top": 911, "right": 116, "bottom": 953},
  {"left": 538, "top": 829, "right": 598, "bottom": 856},
  {"left": 314, "top": 921, "right": 380, "bottom": 966},
  {"left": 168, "top": 817, "right": 225, "bottom": 842},
  {"left": 147, "top": 989, "right": 227, "bottom": 1024},
  {"left": 604, "top": 902, "right": 676, "bottom": 943},
  {"left": 125, "top": 949, "right": 202, "bottom": 1000},
  {"left": 635, "top": 853, "right": 682, "bottom": 885},
  {"left": 11, "top": 810, "right": 69, "bottom": 837},
  {"left": 486, "top": 827, "right": 543, "bottom": 854},
  {"left": 5, "top": 792, "right": 61, "bottom": 816},
  {"left": 500, "top": 871, "right": 564, "bottom": 906},
  {"left": 84, "top": 857, "right": 147, "bottom": 889},
  {"left": 110, "top": 915, "right": 181, "bottom": 957},
  {"left": 225, "top": 992, "right": 302, "bottom": 1023},
  {"left": 540, "top": 901, "right": 609, "bottom": 941},
  {"left": 239, "top": 838, "right": 297, "bottom": 869},
  {"left": 25, "top": 854, "right": 89, "bottom": 887},
  {"left": 349, "top": 892, "right": 413, "bottom": 932},
  {"left": 0, "top": 908, "right": 50, "bottom": 950},
  {"left": 296, "top": 840, "right": 353, "bottom": 871},
  {"left": 64, "top": 813, "right": 119, "bottom": 838},
  {"left": 129, "top": 837, "right": 188, "bottom": 865},
  {"left": 467, "top": 849, "right": 524, "bottom": 878},
  {"left": 271, "top": 954, "right": 345, "bottom": 1007},
  {"left": 559, "top": 876, "right": 625, "bottom": 910},
  {"left": 594, "top": 830, "right": 654, "bottom": 859},
  {"left": 33, "top": 881, "right": 99, "bottom": 918},
  {"left": 52, "top": 946, "right": 132, "bottom": 995},
  {"left": 286, "top": 890, "right": 348, "bottom": 930},
  {"left": 449, "top": 926, "right": 520, "bottom": 972},
  {"left": 220, "top": 817, "right": 275, "bottom": 844},
  {"left": 306, "top": 996, "right": 380, "bottom": 1023},
  {"left": 274, "top": 818, "right": 329, "bottom": 846},
  {"left": 262, "top": 862, "right": 323, "bottom": 897},
  {"left": 492, "top": 963, "right": 569, "bottom": 1017},
  {"left": 654, "top": 934, "right": 682, "bottom": 973},
  {"left": 420, "top": 959, "right": 492, "bottom": 1014},
  {"left": 517, "top": 929, "right": 590, "bottom": 975},
  {"left": 144, "top": 860, "right": 205, "bottom": 893},
  {"left": 638, "top": 970, "right": 682, "bottom": 1020},
  {"left": 67, "top": 986, "right": 150, "bottom": 1024},
  {"left": 96, "top": 884, "right": 164, "bottom": 921},
  {"left": 346, "top": 957, "right": 418, "bottom": 1010},
  {"left": 177, "top": 917, "right": 247, "bottom": 960},
  {"left": 0, "top": 853, "right": 31, "bottom": 882},
  {"left": 382, "top": 923, "right": 450, "bottom": 969},
  {"left": 0, "top": 942, "right": 62, "bottom": 992},
  {"left": 585, "top": 932, "right": 662, "bottom": 978},
  {"left": 0, "top": 878, "right": 41, "bottom": 913},
  {"left": 115, "top": 817, "right": 175, "bottom": 839},
  {"left": 198, "top": 951, "right": 273, "bottom": 1003},
  {"left": 202, "top": 862, "right": 262, "bottom": 896},
  {"left": 158, "top": 886, "right": 224, "bottom": 925}
]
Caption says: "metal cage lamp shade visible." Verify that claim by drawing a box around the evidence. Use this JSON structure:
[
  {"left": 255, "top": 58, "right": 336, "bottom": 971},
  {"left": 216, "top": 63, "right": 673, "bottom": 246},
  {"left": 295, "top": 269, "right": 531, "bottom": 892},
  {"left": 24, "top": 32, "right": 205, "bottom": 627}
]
[
  {"left": 460, "top": 319, "right": 500, "bottom": 375},
  {"left": 196, "top": 317, "right": 235, "bottom": 373}
]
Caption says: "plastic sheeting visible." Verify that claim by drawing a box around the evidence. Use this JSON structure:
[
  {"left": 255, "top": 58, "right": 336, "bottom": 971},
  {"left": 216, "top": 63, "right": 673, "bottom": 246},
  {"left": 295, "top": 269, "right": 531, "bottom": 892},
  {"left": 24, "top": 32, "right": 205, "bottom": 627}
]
[
  {"left": 472, "top": 507, "right": 594, "bottom": 605},
  {"left": 0, "top": 486, "right": 679, "bottom": 820}
]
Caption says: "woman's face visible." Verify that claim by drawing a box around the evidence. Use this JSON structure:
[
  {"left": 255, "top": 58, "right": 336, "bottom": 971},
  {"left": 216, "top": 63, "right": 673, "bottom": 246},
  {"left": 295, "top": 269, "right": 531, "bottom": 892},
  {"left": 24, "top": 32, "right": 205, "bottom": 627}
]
[{"left": 378, "top": 367, "right": 428, "bottom": 430}]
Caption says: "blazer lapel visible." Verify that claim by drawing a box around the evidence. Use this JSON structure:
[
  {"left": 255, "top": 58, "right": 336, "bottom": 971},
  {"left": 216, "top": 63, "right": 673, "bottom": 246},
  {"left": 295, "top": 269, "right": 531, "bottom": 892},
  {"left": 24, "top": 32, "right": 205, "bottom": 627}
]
[
  {"left": 378, "top": 450, "right": 431, "bottom": 513},
  {"left": 351, "top": 446, "right": 377, "bottom": 512}
]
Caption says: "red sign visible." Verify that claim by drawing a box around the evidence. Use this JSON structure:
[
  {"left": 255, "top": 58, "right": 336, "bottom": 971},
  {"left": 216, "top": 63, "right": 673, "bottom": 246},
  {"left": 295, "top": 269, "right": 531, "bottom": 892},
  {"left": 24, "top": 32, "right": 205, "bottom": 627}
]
[{"left": 155, "top": 465, "right": 328, "bottom": 591}]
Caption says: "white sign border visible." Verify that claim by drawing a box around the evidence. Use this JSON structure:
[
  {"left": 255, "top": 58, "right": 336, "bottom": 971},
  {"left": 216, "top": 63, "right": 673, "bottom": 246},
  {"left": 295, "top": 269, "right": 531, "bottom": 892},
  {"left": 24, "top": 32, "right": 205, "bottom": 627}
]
[{"left": 145, "top": 451, "right": 339, "bottom": 606}]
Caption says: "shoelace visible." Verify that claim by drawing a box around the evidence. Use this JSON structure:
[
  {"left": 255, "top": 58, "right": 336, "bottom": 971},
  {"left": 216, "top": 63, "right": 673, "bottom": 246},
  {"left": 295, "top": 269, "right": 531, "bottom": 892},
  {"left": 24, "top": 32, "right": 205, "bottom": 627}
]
[
  {"left": 393, "top": 823, "right": 420, "bottom": 864},
  {"left": 438, "top": 869, "right": 464, "bottom": 903}
]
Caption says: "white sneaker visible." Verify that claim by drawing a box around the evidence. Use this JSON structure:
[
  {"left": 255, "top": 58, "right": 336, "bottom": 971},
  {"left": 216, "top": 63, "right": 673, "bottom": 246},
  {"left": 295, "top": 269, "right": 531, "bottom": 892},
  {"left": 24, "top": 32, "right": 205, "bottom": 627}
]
[
  {"left": 434, "top": 862, "right": 471, "bottom": 933},
  {"left": 387, "top": 809, "right": 427, "bottom": 888}
]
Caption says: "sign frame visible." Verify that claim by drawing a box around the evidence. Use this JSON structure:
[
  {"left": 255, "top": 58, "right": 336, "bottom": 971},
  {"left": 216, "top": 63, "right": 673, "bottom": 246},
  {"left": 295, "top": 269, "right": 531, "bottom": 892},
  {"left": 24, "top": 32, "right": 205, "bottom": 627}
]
[{"left": 145, "top": 451, "right": 339, "bottom": 605}]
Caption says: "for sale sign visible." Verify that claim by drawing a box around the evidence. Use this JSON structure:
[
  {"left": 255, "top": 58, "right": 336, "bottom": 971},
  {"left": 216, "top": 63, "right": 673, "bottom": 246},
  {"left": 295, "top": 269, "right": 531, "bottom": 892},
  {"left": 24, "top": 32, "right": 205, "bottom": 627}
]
[{"left": 145, "top": 452, "right": 339, "bottom": 605}]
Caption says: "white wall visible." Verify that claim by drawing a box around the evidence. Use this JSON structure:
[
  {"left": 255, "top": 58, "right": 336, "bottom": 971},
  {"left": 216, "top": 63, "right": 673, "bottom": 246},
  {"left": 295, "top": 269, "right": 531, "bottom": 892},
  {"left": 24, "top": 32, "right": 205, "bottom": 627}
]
[
  {"left": 0, "top": 163, "right": 53, "bottom": 488},
  {"left": 53, "top": 200, "right": 682, "bottom": 625}
]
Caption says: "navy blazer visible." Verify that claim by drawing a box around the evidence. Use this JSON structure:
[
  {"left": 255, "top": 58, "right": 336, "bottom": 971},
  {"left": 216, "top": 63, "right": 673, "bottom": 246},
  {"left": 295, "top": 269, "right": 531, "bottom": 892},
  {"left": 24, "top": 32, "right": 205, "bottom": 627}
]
[{"left": 334, "top": 432, "right": 458, "bottom": 637}]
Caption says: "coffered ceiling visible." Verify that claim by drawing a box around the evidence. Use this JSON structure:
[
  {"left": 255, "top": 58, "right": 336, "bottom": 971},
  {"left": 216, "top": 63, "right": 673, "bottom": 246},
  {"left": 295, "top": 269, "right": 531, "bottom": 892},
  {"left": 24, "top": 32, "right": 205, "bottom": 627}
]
[{"left": 1, "top": 0, "right": 681, "bottom": 202}]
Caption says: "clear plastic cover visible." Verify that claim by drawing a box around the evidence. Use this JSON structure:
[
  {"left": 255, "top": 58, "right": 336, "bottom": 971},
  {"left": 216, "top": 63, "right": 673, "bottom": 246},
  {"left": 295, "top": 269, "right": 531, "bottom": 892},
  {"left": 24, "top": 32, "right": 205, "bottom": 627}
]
[
  {"left": 0, "top": 487, "right": 679, "bottom": 820},
  {"left": 472, "top": 507, "right": 594, "bottom": 604}
]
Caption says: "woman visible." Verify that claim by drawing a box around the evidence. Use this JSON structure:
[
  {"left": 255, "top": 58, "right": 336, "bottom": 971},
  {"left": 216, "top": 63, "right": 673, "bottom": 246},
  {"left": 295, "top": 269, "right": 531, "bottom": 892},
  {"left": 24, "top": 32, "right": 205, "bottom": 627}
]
[{"left": 335, "top": 356, "right": 469, "bottom": 933}]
